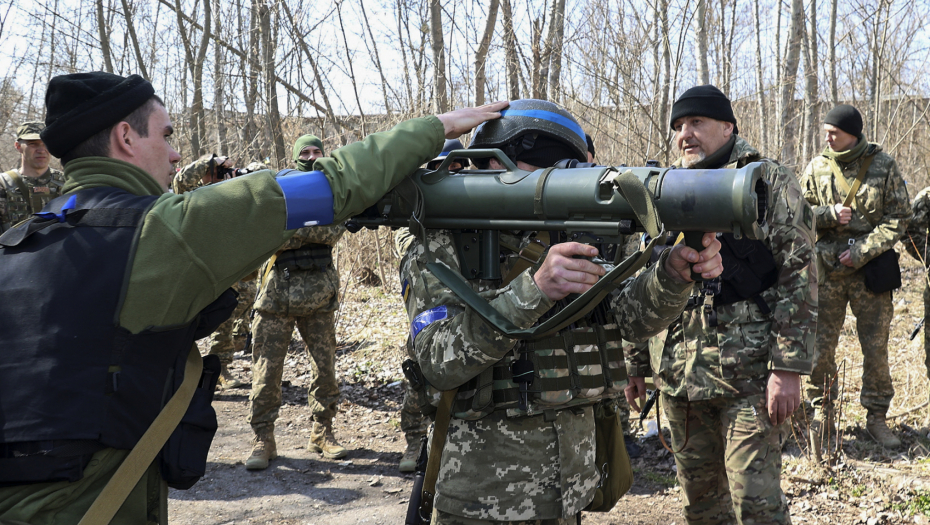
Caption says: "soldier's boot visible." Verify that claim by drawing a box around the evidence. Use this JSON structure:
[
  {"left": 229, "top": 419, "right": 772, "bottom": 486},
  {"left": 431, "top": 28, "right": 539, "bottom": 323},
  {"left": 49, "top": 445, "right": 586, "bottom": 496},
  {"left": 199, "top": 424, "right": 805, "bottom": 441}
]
[
  {"left": 399, "top": 437, "right": 423, "bottom": 473},
  {"left": 866, "top": 413, "right": 902, "bottom": 448},
  {"left": 245, "top": 432, "right": 277, "bottom": 470},
  {"left": 308, "top": 421, "right": 348, "bottom": 459},
  {"left": 217, "top": 363, "right": 244, "bottom": 390}
]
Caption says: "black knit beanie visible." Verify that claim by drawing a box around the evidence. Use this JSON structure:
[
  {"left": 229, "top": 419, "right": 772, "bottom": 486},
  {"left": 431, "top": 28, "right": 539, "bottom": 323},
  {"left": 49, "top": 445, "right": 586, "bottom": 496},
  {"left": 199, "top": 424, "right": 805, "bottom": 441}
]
[
  {"left": 823, "top": 104, "right": 863, "bottom": 137},
  {"left": 41, "top": 72, "right": 156, "bottom": 158},
  {"left": 669, "top": 85, "right": 739, "bottom": 135}
]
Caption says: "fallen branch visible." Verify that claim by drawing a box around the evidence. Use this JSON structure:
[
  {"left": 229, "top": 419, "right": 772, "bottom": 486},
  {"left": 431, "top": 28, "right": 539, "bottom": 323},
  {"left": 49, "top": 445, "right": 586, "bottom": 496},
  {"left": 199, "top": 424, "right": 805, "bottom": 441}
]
[{"left": 888, "top": 401, "right": 929, "bottom": 419}]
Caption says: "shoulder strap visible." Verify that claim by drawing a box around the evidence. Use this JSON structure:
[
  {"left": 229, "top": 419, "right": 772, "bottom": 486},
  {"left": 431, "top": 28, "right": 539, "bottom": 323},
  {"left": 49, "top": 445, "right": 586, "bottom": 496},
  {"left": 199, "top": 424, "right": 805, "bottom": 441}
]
[
  {"left": 76, "top": 345, "right": 203, "bottom": 525},
  {"left": 831, "top": 155, "right": 876, "bottom": 210},
  {"left": 418, "top": 388, "right": 458, "bottom": 520}
]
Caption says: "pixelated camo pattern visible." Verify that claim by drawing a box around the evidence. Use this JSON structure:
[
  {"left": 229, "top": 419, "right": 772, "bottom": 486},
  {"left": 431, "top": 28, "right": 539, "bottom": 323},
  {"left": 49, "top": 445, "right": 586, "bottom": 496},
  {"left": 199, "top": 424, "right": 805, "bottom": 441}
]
[{"left": 0, "top": 168, "right": 66, "bottom": 231}]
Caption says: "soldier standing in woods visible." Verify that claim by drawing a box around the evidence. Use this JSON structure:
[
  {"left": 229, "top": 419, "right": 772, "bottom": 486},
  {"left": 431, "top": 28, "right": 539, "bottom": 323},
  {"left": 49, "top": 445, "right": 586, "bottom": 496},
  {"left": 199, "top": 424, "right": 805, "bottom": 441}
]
[
  {"left": 625, "top": 85, "right": 817, "bottom": 525},
  {"left": 904, "top": 188, "right": 930, "bottom": 383},
  {"left": 245, "top": 135, "right": 350, "bottom": 470},
  {"left": 172, "top": 154, "right": 262, "bottom": 389},
  {"left": 800, "top": 104, "right": 911, "bottom": 453},
  {"left": 1, "top": 121, "right": 66, "bottom": 231}
]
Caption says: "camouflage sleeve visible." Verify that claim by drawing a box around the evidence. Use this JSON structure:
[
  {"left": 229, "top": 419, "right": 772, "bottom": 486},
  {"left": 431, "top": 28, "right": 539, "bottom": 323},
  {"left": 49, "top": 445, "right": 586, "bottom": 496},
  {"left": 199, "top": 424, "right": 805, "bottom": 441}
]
[
  {"left": 763, "top": 162, "right": 818, "bottom": 373},
  {"left": 607, "top": 248, "right": 691, "bottom": 343},
  {"left": 849, "top": 155, "right": 911, "bottom": 267},
  {"left": 280, "top": 224, "right": 346, "bottom": 250},
  {"left": 624, "top": 339, "right": 652, "bottom": 378},
  {"left": 0, "top": 174, "right": 10, "bottom": 232},
  {"left": 904, "top": 187, "right": 930, "bottom": 266},
  {"left": 401, "top": 232, "right": 554, "bottom": 390},
  {"left": 172, "top": 158, "right": 211, "bottom": 194},
  {"left": 798, "top": 160, "right": 840, "bottom": 229}
]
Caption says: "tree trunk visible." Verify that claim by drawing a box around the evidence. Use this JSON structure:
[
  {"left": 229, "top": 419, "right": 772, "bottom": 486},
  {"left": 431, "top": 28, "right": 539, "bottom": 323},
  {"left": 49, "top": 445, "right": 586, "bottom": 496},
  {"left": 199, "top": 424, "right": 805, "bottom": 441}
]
[
  {"left": 533, "top": 18, "right": 547, "bottom": 100},
  {"left": 801, "top": 0, "right": 818, "bottom": 163},
  {"left": 828, "top": 0, "right": 838, "bottom": 106},
  {"left": 96, "top": 0, "right": 114, "bottom": 73},
  {"left": 474, "top": 0, "right": 500, "bottom": 106},
  {"left": 212, "top": 0, "right": 226, "bottom": 156},
  {"left": 501, "top": 0, "right": 521, "bottom": 100},
  {"left": 547, "top": 0, "right": 566, "bottom": 102},
  {"left": 359, "top": 0, "right": 392, "bottom": 116},
  {"left": 120, "top": 0, "right": 149, "bottom": 78},
  {"left": 245, "top": 0, "right": 262, "bottom": 160},
  {"left": 429, "top": 0, "right": 448, "bottom": 113},
  {"left": 753, "top": 0, "right": 768, "bottom": 152},
  {"left": 694, "top": 0, "right": 709, "bottom": 85},
  {"left": 779, "top": 0, "right": 804, "bottom": 162},
  {"left": 337, "top": 2, "right": 366, "bottom": 138},
  {"left": 259, "top": 0, "right": 286, "bottom": 168}
]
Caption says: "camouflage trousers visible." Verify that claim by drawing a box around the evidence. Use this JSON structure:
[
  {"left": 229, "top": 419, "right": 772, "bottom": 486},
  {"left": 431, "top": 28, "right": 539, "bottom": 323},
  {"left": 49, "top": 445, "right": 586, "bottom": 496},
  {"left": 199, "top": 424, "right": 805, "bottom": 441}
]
[
  {"left": 401, "top": 381, "right": 430, "bottom": 446},
  {"left": 205, "top": 280, "right": 256, "bottom": 365},
  {"left": 431, "top": 508, "right": 578, "bottom": 525},
  {"left": 662, "top": 393, "right": 790, "bottom": 525},
  {"left": 248, "top": 309, "right": 340, "bottom": 433},
  {"left": 805, "top": 272, "right": 894, "bottom": 414}
]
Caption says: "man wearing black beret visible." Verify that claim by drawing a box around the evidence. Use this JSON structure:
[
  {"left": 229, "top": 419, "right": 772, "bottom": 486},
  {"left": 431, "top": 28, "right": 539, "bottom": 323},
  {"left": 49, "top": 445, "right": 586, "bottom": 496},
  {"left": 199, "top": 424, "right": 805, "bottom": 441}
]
[
  {"left": 625, "top": 85, "right": 816, "bottom": 524},
  {"left": 0, "top": 71, "right": 507, "bottom": 524},
  {"left": 800, "top": 104, "right": 911, "bottom": 454}
]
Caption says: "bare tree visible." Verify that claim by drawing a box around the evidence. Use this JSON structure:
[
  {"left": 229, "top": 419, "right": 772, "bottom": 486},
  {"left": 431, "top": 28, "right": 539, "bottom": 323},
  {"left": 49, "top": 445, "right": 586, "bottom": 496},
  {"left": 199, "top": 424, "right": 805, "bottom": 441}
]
[
  {"left": 752, "top": 0, "right": 768, "bottom": 152},
  {"left": 694, "top": 0, "right": 709, "bottom": 85},
  {"left": 212, "top": 0, "right": 226, "bottom": 155},
  {"left": 258, "top": 0, "right": 285, "bottom": 167},
  {"left": 779, "top": 0, "right": 804, "bottom": 162},
  {"left": 800, "top": 0, "right": 819, "bottom": 162},
  {"left": 474, "top": 0, "right": 500, "bottom": 106},
  {"left": 501, "top": 0, "right": 521, "bottom": 100},
  {"left": 828, "top": 0, "right": 838, "bottom": 106},
  {"left": 174, "top": 0, "right": 211, "bottom": 156},
  {"left": 429, "top": 0, "right": 448, "bottom": 113},
  {"left": 96, "top": 0, "right": 115, "bottom": 72}
]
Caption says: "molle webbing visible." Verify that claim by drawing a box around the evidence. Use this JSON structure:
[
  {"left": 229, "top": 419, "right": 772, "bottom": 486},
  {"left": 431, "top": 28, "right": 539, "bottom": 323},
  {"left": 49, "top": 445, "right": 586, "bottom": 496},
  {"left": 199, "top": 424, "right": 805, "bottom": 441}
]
[
  {"left": 275, "top": 243, "right": 333, "bottom": 271},
  {"left": 452, "top": 325, "right": 627, "bottom": 417}
]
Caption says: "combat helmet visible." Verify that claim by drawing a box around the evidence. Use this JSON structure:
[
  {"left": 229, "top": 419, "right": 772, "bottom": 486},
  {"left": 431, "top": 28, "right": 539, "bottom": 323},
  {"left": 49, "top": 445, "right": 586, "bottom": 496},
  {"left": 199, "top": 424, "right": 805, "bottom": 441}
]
[
  {"left": 469, "top": 99, "right": 587, "bottom": 168},
  {"left": 426, "top": 139, "right": 471, "bottom": 170}
]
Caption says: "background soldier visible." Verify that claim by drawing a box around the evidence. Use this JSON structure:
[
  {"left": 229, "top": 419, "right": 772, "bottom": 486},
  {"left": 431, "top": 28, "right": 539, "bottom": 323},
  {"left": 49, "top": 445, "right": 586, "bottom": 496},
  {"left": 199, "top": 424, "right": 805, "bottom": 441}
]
[
  {"left": 245, "top": 135, "right": 349, "bottom": 470},
  {"left": 626, "top": 85, "right": 817, "bottom": 525},
  {"left": 800, "top": 104, "right": 911, "bottom": 450},
  {"left": 904, "top": 188, "right": 930, "bottom": 381},
  {"left": 1, "top": 121, "right": 66, "bottom": 231},
  {"left": 401, "top": 99, "right": 722, "bottom": 524},
  {"left": 172, "top": 154, "right": 261, "bottom": 389}
]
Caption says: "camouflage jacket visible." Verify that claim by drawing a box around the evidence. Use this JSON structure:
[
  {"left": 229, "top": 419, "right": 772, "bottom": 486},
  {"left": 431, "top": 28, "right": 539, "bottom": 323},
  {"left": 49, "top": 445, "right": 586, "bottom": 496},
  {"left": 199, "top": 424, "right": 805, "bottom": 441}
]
[
  {"left": 799, "top": 141, "right": 910, "bottom": 278},
  {"left": 171, "top": 157, "right": 212, "bottom": 194},
  {"left": 253, "top": 224, "right": 346, "bottom": 317},
  {"left": 0, "top": 167, "right": 66, "bottom": 231},
  {"left": 399, "top": 230, "right": 691, "bottom": 519},
  {"left": 905, "top": 187, "right": 930, "bottom": 267},
  {"left": 626, "top": 136, "right": 818, "bottom": 400}
]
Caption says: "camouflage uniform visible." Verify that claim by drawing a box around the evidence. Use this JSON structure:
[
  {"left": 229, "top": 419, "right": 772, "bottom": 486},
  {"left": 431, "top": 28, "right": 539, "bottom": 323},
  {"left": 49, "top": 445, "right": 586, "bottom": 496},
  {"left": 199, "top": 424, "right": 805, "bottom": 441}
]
[
  {"left": 172, "top": 156, "right": 259, "bottom": 371},
  {"left": 626, "top": 136, "right": 817, "bottom": 524},
  {"left": 400, "top": 229, "right": 693, "bottom": 522},
  {"left": 904, "top": 188, "right": 930, "bottom": 378},
  {"left": 799, "top": 140, "right": 910, "bottom": 414},
  {"left": 0, "top": 167, "right": 66, "bottom": 232},
  {"left": 248, "top": 224, "right": 346, "bottom": 434}
]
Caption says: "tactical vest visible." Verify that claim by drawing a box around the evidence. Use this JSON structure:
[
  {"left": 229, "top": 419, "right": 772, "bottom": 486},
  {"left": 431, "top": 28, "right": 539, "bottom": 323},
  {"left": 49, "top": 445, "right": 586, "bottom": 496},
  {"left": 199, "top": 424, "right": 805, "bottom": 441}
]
[
  {"left": 0, "top": 187, "right": 237, "bottom": 484},
  {"left": 275, "top": 243, "right": 334, "bottom": 272},
  {"left": 713, "top": 233, "right": 778, "bottom": 313},
  {"left": 409, "top": 234, "right": 629, "bottom": 421},
  {"left": 0, "top": 169, "right": 65, "bottom": 231}
]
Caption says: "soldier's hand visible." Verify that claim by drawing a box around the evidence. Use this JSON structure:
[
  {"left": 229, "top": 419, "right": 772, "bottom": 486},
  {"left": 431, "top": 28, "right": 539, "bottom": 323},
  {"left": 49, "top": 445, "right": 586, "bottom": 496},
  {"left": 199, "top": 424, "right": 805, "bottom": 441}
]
[
  {"left": 437, "top": 101, "right": 509, "bottom": 139},
  {"left": 834, "top": 204, "right": 852, "bottom": 225},
  {"left": 625, "top": 376, "right": 648, "bottom": 412},
  {"left": 664, "top": 232, "right": 723, "bottom": 282},
  {"left": 766, "top": 370, "right": 801, "bottom": 426},
  {"left": 533, "top": 242, "right": 606, "bottom": 301},
  {"left": 839, "top": 249, "right": 855, "bottom": 267}
]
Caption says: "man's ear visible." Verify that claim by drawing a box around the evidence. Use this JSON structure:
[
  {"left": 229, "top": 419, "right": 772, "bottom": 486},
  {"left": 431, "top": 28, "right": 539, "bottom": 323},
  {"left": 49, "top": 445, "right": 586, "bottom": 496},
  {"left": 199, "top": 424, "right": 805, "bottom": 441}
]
[
  {"left": 721, "top": 121, "right": 734, "bottom": 138},
  {"left": 109, "top": 121, "right": 135, "bottom": 159},
  {"left": 13, "top": 141, "right": 22, "bottom": 154}
]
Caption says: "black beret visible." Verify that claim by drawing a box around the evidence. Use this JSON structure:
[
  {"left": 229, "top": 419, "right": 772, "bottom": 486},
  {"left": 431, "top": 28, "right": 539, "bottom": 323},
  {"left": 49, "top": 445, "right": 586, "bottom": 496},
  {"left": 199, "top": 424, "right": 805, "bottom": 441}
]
[
  {"left": 669, "top": 85, "right": 739, "bottom": 135},
  {"left": 41, "top": 72, "right": 155, "bottom": 158},
  {"left": 823, "top": 104, "right": 863, "bottom": 137}
]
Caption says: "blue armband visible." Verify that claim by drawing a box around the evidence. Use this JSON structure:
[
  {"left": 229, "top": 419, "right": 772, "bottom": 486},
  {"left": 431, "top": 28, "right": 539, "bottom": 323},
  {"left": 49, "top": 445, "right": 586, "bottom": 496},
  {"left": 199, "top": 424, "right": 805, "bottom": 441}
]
[
  {"left": 275, "top": 169, "right": 334, "bottom": 229},
  {"left": 410, "top": 306, "right": 450, "bottom": 342}
]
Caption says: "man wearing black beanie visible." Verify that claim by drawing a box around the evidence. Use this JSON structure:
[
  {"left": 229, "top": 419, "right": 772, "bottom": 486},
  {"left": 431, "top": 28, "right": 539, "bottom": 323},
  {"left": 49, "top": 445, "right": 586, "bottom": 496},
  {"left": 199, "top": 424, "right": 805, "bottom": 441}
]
[
  {"left": 800, "top": 104, "right": 911, "bottom": 453},
  {"left": 626, "top": 84, "right": 816, "bottom": 525},
  {"left": 0, "top": 71, "right": 507, "bottom": 524}
]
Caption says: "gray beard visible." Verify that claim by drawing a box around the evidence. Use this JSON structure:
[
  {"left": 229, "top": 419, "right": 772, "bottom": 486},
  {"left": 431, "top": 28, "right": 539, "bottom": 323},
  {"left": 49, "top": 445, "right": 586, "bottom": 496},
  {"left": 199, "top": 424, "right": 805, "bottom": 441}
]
[{"left": 681, "top": 151, "right": 706, "bottom": 168}]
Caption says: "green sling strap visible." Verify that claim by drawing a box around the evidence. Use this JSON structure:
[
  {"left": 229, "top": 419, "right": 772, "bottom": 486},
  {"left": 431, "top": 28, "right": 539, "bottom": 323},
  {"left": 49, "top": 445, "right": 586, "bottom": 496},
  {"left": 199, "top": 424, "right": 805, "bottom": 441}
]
[
  {"left": 418, "top": 388, "right": 458, "bottom": 520},
  {"left": 427, "top": 169, "right": 666, "bottom": 341},
  {"left": 76, "top": 345, "right": 203, "bottom": 525},
  {"left": 830, "top": 154, "right": 875, "bottom": 212}
]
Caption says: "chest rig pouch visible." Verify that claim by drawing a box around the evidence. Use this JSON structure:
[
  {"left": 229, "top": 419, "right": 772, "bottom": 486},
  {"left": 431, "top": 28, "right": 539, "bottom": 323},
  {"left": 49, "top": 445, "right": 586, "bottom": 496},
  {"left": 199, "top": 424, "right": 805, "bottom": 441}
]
[
  {"left": 275, "top": 243, "right": 333, "bottom": 272},
  {"left": 714, "top": 233, "right": 777, "bottom": 314}
]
